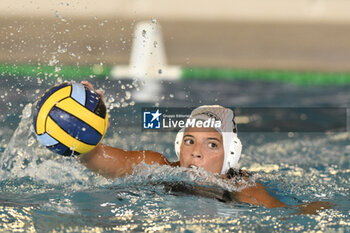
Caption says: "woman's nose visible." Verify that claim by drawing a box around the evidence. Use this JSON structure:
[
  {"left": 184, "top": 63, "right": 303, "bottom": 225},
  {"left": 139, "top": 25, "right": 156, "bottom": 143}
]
[
  {"left": 191, "top": 153, "right": 202, "bottom": 158},
  {"left": 191, "top": 144, "right": 202, "bottom": 158}
]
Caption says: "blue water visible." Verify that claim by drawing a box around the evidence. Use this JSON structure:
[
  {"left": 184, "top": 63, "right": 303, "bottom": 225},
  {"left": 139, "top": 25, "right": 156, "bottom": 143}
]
[{"left": 0, "top": 77, "right": 349, "bottom": 232}]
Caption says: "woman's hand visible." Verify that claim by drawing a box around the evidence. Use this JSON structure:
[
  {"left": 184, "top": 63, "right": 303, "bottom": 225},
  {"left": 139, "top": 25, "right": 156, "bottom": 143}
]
[
  {"left": 81, "top": 81, "right": 109, "bottom": 129},
  {"left": 296, "top": 201, "right": 333, "bottom": 215},
  {"left": 81, "top": 81, "right": 105, "bottom": 101}
]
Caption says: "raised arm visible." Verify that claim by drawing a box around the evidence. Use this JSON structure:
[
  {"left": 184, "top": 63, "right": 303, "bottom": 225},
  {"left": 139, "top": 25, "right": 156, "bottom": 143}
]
[
  {"left": 77, "top": 81, "right": 171, "bottom": 178},
  {"left": 78, "top": 143, "right": 170, "bottom": 178}
]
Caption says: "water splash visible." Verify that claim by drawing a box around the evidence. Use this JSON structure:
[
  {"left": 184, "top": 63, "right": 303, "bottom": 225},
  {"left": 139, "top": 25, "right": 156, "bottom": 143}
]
[
  {"left": 0, "top": 104, "right": 104, "bottom": 190},
  {"left": 114, "top": 163, "right": 256, "bottom": 194}
]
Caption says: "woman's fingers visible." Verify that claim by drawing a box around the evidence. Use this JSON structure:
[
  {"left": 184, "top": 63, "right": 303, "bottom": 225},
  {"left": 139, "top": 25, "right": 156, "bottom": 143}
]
[
  {"left": 81, "top": 81, "right": 105, "bottom": 101},
  {"left": 81, "top": 81, "right": 94, "bottom": 90},
  {"left": 95, "top": 89, "right": 105, "bottom": 102}
]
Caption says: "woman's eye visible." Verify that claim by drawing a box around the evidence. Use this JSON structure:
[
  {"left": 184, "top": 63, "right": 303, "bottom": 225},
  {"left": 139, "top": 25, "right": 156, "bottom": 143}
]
[
  {"left": 184, "top": 139, "right": 194, "bottom": 145},
  {"left": 208, "top": 142, "right": 218, "bottom": 149}
]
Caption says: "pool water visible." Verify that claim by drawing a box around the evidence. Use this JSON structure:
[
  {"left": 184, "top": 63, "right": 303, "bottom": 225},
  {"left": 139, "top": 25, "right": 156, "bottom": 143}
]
[{"left": 0, "top": 77, "right": 349, "bottom": 232}]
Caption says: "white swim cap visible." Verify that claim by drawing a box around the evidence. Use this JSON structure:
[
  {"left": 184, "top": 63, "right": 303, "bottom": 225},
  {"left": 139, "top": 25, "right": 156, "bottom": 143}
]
[{"left": 174, "top": 105, "right": 242, "bottom": 174}]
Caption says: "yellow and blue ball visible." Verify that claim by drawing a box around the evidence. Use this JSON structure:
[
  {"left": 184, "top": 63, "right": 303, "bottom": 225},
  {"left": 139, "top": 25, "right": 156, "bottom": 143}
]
[{"left": 33, "top": 82, "right": 108, "bottom": 156}]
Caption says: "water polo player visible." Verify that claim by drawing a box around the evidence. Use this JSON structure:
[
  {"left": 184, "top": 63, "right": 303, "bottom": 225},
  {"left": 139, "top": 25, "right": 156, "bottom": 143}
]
[{"left": 77, "top": 81, "right": 331, "bottom": 212}]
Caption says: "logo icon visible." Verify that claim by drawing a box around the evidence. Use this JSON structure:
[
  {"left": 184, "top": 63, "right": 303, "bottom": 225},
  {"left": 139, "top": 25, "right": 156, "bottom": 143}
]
[{"left": 143, "top": 109, "right": 162, "bottom": 129}]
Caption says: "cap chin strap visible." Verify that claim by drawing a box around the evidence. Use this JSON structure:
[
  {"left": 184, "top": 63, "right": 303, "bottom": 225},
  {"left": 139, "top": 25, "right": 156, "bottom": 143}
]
[{"left": 174, "top": 129, "right": 242, "bottom": 175}]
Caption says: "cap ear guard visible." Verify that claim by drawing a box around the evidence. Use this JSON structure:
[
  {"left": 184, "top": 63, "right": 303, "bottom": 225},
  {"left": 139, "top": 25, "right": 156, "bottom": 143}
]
[
  {"left": 220, "top": 134, "right": 242, "bottom": 174},
  {"left": 174, "top": 128, "right": 184, "bottom": 157}
]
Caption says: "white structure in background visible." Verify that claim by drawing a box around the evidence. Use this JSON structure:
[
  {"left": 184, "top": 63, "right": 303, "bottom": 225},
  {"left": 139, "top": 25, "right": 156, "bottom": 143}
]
[{"left": 112, "top": 20, "right": 181, "bottom": 102}]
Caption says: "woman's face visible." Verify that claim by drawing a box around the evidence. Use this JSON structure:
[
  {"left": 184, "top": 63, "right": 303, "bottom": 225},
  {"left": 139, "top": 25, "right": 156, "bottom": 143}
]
[{"left": 179, "top": 127, "right": 224, "bottom": 174}]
